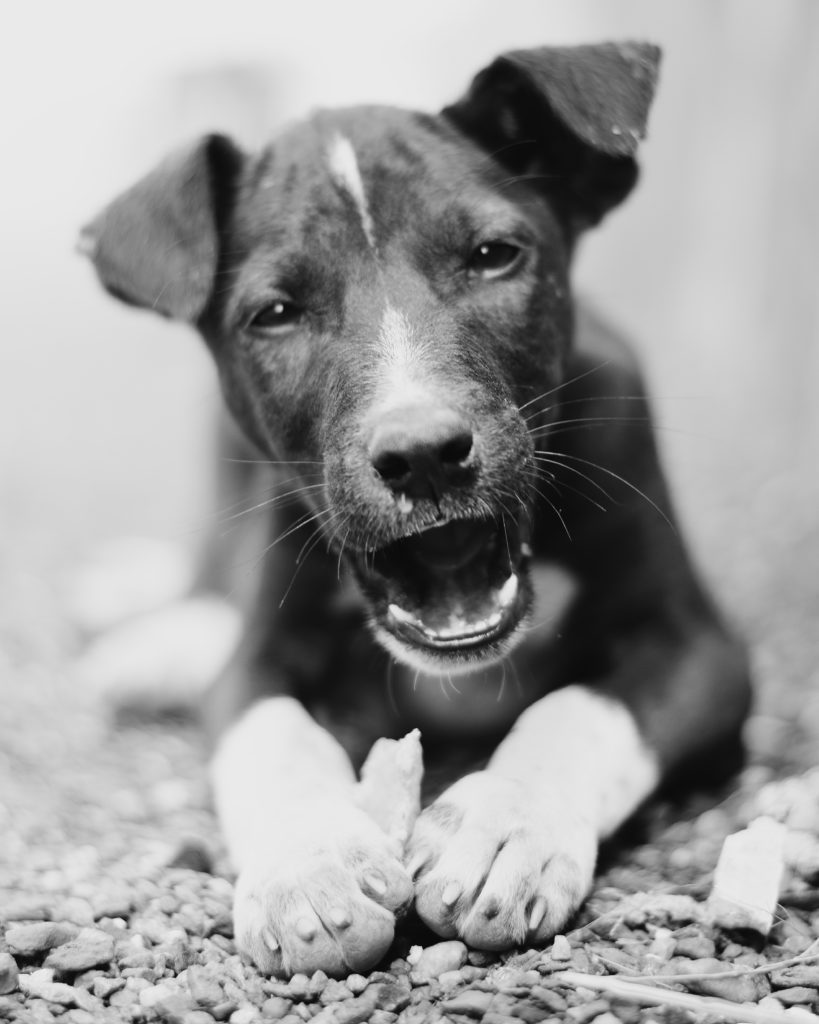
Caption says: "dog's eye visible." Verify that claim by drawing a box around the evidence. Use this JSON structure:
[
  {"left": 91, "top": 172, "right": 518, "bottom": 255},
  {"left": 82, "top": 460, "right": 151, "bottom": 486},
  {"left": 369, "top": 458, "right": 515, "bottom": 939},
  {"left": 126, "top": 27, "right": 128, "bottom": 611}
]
[
  {"left": 248, "top": 299, "right": 302, "bottom": 331},
  {"left": 468, "top": 241, "right": 522, "bottom": 279}
]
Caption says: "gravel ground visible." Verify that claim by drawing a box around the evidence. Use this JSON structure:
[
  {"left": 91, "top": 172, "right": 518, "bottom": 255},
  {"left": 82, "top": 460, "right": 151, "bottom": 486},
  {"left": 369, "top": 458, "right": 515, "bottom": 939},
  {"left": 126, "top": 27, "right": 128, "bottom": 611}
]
[{"left": 1, "top": 452, "right": 818, "bottom": 1024}]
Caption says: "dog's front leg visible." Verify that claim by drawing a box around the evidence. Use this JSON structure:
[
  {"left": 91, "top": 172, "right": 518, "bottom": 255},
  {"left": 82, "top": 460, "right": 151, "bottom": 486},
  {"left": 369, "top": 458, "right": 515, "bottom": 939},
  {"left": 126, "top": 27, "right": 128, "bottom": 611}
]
[
  {"left": 211, "top": 696, "right": 412, "bottom": 976},
  {"left": 409, "top": 685, "right": 651, "bottom": 949}
]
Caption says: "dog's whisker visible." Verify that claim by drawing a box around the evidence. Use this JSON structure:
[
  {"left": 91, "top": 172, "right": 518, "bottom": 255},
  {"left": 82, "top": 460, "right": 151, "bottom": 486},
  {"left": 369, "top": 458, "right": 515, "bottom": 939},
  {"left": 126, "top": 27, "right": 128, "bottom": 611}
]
[
  {"left": 532, "top": 454, "right": 617, "bottom": 506},
  {"left": 222, "top": 457, "right": 326, "bottom": 466},
  {"left": 524, "top": 465, "right": 609, "bottom": 514},
  {"left": 517, "top": 359, "right": 612, "bottom": 415},
  {"left": 277, "top": 510, "right": 345, "bottom": 610},
  {"left": 219, "top": 481, "right": 326, "bottom": 523},
  {"left": 386, "top": 658, "right": 399, "bottom": 717},
  {"left": 537, "top": 450, "right": 676, "bottom": 531},
  {"left": 528, "top": 415, "right": 651, "bottom": 437},
  {"left": 246, "top": 506, "right": 334, "bottom": 578},
  {"left": 496, "top": 660, "right": 507, "bottom": 703}
]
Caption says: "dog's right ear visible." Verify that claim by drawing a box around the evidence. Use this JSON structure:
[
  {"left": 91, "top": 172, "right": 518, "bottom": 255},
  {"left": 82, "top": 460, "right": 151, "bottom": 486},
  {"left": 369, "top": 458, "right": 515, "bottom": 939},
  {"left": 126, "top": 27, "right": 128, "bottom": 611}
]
[{"left": 79, "top": 134, "right": 243, "bottom": 322}]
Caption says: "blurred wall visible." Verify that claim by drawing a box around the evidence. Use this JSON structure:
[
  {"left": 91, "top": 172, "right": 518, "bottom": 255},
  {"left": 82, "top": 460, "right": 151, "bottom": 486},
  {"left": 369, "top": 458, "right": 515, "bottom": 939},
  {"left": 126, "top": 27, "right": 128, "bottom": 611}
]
[{"left": 1, "top": 0, "right": 816, "bottom": 579}]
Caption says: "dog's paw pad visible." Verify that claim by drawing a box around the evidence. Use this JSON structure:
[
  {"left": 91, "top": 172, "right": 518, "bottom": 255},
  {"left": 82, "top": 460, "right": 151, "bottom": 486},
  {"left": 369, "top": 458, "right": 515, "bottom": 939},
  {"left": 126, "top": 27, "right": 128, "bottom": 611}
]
[{"left": 408, "top": 771, "right": 596, "bottom": 950}]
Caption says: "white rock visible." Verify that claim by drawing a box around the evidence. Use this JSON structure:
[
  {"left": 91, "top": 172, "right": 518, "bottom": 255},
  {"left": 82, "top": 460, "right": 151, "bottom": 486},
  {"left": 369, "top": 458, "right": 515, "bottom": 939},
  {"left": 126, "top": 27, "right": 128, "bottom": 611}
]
[{"left": 707, "top": 816, "right": 785, "bottom": 934}]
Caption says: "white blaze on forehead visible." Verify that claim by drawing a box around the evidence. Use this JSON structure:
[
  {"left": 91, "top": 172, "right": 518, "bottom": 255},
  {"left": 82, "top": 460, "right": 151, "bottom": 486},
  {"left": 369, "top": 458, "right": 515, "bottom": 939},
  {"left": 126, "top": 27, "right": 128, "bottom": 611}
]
[{"left": 326, "top": 133, "right": 377, "bottom": 251}]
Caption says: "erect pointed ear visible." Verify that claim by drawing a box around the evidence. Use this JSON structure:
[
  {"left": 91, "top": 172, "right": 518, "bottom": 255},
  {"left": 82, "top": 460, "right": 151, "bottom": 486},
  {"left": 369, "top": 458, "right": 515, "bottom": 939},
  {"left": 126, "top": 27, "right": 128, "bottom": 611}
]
[
  {"left": 443, "top": 42, "right": 661, "bottom": 233},
  {"left": 79, "top": 134, "right": 243, "bottom": 322}
]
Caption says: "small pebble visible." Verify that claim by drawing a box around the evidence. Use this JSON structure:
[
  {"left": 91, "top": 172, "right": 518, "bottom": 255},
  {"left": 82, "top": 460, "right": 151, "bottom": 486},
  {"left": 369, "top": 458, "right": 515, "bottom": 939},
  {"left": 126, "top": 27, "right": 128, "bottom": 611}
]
[
  {"left": 410, "top": 941, "right": 468, "bottom": 981},
  {"left": 1, "top": 896, "right": 51, "bottom": 921},
  {"left": 673, "top": 933, "right": 716, "bottom": 959},
  {"left": 345, "top": 974, "right": 368, "bottom": 995},
  {"left": 287, "top": 973, "right": 310, "bottom": 999},
  {"left": 441, "top": 989, "right": 493, "bottom": 1016},
  {"left": 776, "top": 987, "right": 819, "bottom": 1006},
  {"left": 0, "top": 952, "right": 19, "bottom": 994},
  {"left": 772, "top": 964, "right": 819, "bottom": 988},
  {"left": 261, "top": 995, "right": 293, "bottom": 1019},
  {"left": 319, "top": 979, "right": 352, "bottom": 1004},
  {"left": 229, "top": 1007, "right": 261, "bottom": 1023},
  {"left": 44, "top": 927, "right": 116, "bottom": 972},
  {"left": 169, "top": 839, "right": 215, "bottom": 874},
  {"left": 93, "top": 975, "right": 126, "bottom": 999},
  {"left": 6, "top": 921, "right": 78, "bottom": 957},
  {"left": 551, "top": 935, "right": 572, "bottom": 961},
  {"left": 648, "top": 927, "right": 676, "bottom": 960}
]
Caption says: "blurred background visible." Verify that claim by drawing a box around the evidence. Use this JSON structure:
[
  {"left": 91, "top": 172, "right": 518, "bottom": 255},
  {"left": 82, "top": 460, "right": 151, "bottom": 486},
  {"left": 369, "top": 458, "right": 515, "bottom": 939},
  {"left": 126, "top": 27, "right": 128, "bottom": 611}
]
[{"left": 0, "top": 0, "right": 817, "bottom": 746}]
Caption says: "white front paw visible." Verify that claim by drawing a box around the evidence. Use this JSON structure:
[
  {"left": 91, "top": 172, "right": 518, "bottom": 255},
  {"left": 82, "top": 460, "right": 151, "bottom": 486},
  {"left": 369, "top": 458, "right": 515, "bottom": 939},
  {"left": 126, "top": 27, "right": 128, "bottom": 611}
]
[
  {"left": 408, "top": 771, "right": 596, "bottom": 950},
  {"left": 234, "top": 805, "right": 412, "bottom": 977}
]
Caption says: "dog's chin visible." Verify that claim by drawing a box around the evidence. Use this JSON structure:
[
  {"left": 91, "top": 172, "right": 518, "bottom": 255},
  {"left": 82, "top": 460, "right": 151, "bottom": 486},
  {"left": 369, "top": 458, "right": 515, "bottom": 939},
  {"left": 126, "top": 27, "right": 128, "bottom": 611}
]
[{"left": 351, "top": 516, "right": 533, "bottom": 675}]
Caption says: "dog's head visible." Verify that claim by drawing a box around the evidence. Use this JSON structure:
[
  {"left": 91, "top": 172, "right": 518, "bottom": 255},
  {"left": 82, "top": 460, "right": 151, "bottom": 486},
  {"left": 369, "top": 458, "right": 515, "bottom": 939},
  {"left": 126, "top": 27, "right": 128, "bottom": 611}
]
[{"left": 81, "top": 43, "right": 660, "bottom": 674}]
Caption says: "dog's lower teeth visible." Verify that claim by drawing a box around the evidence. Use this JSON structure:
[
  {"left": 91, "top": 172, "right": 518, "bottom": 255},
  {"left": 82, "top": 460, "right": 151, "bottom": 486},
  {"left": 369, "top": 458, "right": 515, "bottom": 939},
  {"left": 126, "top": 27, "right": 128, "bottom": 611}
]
[{"left": 387, "top": 572, "right": 519, "bottom": 643}]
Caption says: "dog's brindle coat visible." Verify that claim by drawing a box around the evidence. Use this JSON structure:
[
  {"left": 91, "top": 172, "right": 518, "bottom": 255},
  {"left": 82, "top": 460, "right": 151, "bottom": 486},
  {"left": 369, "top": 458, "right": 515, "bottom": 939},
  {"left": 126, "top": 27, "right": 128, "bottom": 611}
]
[{"left": 82, "top": 44, "right": 751, "bottom": 977}]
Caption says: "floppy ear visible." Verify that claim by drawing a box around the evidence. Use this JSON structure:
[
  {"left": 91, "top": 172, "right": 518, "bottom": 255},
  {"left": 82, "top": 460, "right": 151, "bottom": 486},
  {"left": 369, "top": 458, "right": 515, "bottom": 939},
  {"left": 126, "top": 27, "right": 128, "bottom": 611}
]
[
  {"left": 79, "top": 134, "right": 243, "bottom": 321},
  {"left": 444, "top": 42, "right": 661, "bottom": 233}
]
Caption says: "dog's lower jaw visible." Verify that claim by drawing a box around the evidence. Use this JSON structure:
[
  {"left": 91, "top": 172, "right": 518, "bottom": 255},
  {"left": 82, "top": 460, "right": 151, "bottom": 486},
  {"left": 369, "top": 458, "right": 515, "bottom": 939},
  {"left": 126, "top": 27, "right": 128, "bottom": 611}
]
[{"left": 372, "top": 610, "right": 530, "bottom": 678}]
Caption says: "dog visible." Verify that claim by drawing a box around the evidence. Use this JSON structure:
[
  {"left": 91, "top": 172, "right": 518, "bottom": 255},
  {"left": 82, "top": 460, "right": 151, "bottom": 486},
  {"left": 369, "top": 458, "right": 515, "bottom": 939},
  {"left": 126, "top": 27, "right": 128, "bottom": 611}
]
[{"left": 80, "top": 42, "right": 751, "bottom": 978}]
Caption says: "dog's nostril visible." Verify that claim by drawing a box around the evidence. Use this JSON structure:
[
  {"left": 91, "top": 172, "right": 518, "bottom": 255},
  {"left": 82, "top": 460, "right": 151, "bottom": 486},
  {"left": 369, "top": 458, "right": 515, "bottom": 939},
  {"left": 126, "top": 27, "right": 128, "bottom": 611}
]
[
  {"left": 373, "top": 451, "right": 412, "bottom": 485},
  {"left": 439, "top": 431, "right": 473, "bottom": 467}
]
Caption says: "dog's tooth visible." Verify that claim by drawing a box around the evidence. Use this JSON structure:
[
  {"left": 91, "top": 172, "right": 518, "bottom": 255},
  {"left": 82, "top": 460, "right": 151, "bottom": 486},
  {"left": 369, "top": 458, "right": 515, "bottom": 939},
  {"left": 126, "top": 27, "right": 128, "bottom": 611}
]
[
  {"left": 497, "top": 573, "right": 519, "bottom": 610},
  {"left": 395, "top": 493, "right": 414, "bottom": 515},
  {"left": 388, "top": 603, "right": 421, "bottom": 628},
  {"left": 262, "top": 927, "right": 280, "bottom": 952},
  {"left": 521, "top": 541, "right": 533, "bottom": 558}
]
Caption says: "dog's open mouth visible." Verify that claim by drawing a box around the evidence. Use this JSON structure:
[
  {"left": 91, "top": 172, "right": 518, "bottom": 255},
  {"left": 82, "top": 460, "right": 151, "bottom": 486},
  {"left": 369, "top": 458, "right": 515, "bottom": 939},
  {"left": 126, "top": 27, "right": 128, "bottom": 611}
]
[{"left": 354, "top": 517, "right": 531, "bottom": 661}]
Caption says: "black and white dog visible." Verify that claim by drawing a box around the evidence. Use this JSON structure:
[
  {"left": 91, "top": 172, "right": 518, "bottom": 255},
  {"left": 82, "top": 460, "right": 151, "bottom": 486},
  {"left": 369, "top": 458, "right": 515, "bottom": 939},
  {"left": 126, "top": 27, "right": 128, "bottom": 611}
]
[{"left": 81, "top": 43, "right": 751, "bottom": 978}]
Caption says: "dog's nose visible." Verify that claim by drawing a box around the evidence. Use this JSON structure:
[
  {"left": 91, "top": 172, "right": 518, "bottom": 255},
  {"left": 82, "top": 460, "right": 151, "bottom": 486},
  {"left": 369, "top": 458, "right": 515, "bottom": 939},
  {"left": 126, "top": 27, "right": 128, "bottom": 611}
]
[{"left": 368, "top": 406, "right": 475, "bottom": 501}]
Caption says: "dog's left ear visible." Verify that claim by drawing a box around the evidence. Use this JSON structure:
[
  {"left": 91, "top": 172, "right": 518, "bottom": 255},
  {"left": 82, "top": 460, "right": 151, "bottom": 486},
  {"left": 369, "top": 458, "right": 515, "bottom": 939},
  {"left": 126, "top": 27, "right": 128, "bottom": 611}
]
[
  {"left": 79, "top": 134, "right": 243, "bottom": 322},
  {"left": 444, "top": 42, "right": 661, "bottom": 233}
]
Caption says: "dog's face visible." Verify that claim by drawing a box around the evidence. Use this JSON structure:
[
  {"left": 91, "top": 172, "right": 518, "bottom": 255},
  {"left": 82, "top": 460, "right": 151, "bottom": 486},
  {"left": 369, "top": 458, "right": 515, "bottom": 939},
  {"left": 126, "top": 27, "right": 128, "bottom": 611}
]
[
  {"left": 216, "top": 109, "right": 571, "bottom": 670},
  {"left": 81, "top": 43, "right": 659, "bottom": 674}
]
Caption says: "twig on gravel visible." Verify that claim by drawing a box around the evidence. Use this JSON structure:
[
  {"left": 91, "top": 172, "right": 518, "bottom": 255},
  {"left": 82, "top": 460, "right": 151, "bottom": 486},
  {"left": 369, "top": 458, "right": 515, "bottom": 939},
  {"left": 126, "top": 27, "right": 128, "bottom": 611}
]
[
  {"left": 557, "top": 969, "right": 819, "bottom": 1024},
  {"left": 596, "top": 939, "right": 819, "bottom": 986}
]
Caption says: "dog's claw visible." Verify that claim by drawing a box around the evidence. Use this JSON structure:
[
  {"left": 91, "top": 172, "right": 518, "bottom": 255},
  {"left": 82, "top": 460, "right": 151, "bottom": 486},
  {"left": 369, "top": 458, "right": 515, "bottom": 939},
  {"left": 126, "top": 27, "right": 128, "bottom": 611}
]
[
  {"left": 330, "top": 907, "right": 352, "bottom": 929},
  {"left": 528, "top": 895, "right": 548, "bottom": 932},
  {"left": 407, "top": 852, "right": 429, "bottom": 879},
  {"left": 295, "top": 916, "right": 318, "bottom": 942},
  {"left": 442, "top": 881, "right": 462, "bottom": 907},
  {"left": 363, "top": 871, "right": 387, "bottom": 897}
]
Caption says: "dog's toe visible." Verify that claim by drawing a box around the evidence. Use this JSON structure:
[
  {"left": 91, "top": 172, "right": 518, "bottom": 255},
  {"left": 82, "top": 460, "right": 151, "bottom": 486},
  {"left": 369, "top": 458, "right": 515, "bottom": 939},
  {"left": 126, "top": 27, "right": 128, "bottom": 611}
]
[
  {"left": 409, "top": 771, "right": 596, "bottom": 951},
  {"left": 233, "top": 808, "right": 412, "bottom": 977}
]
